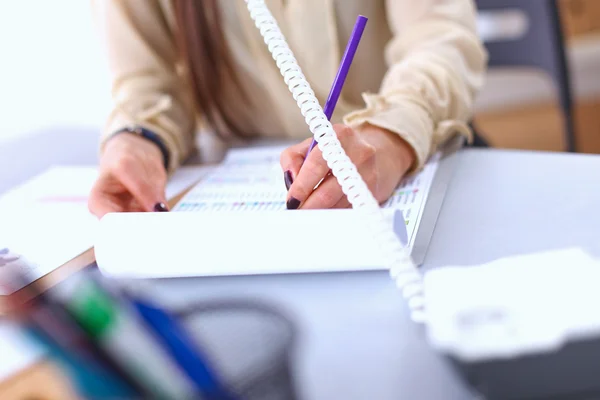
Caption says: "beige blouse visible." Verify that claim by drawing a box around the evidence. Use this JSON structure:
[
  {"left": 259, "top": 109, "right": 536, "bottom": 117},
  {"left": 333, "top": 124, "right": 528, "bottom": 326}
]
[{"left": 91, "top": 0, "right": 487, "bottom": 173}]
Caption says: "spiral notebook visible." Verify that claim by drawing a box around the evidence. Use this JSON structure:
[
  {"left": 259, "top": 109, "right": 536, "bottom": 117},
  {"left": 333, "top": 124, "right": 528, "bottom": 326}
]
[{"left": 94, "top": 141, "right": 460, "bottom": 280}]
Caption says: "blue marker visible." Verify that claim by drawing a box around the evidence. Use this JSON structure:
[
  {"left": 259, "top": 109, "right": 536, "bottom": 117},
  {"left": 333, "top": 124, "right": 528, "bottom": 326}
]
[
  {"left": 47, "top": 273, "right": 199, "bottom": 399},
  {"left": 127, "top": 292, "right": 236, "bottom": 400}
]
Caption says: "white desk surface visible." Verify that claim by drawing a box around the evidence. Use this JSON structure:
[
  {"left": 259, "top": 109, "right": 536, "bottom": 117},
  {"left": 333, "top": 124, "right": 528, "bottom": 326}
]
[{"left": 2, "top": 129, "right": 600, "bottom": 399}]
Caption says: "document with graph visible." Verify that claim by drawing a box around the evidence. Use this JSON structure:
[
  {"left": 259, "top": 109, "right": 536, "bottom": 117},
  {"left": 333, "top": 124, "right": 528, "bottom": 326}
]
[
  {"left": 93, "top": 145, "right": 443, "bottom": 280},
  {"left": 173, "top": 145, "right": 441, "bottom": 250}
]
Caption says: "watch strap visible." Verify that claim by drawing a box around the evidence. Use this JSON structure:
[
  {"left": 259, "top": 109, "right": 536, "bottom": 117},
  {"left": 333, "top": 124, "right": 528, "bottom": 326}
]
[{"left": 112, "top": 126, "right": 170, "bottom": 171}]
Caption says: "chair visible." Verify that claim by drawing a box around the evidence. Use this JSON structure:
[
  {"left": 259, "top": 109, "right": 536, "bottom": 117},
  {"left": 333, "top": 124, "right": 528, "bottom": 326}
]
[{"left": 472, "top": 0, "right": 576, "bottom": 152}]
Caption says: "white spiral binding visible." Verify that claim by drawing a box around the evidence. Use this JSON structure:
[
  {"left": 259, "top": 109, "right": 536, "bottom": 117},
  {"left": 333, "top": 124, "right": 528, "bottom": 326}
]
[{"left": 244, "top": 0, "right": 426, "bottom": 322}]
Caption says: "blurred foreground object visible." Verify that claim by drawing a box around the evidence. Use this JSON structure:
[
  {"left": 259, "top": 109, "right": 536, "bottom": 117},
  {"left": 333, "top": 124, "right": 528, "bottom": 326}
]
[
  {"left": 0, "top": 361, "right": 79, "bottom": 400},
  {"left": 1, "top": 265, "right": 299, "bottom": 399},
  {"left": 425, "top": 247, "right": 600, "bottom": 399}
]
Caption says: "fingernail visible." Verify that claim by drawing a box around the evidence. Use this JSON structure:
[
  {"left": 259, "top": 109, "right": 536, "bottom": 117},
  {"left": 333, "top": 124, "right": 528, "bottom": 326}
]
[
  {"left": 153, "top": 202, "right": 169, "bottom": 212},
  {"left": 286, "top": 197, "right": 301, "bottom": 210},
  {"left": 284, "top": 170, "right": 294, "bottom": 191}
]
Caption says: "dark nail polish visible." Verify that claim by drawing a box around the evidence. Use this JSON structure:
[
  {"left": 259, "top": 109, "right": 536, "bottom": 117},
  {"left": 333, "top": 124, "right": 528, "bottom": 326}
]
[
  {"left": 284, "top": 170, "right": 294, "bottom": 191},
  {"left": 154, "top": 202, "right": 169, "bottom": 212},
  {"left": 286, "top": 197, "right": 301, "bottom": 210}
]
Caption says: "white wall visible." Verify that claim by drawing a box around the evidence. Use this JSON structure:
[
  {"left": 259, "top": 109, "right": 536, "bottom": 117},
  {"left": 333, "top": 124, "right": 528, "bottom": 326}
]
[{"left": 0, "top": 1, "right": 111, "bottom": 144}]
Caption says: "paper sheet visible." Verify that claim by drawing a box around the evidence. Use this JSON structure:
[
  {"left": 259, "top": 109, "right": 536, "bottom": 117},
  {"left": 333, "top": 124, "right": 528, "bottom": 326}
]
[
  {"left": 0, "top": 165, "right": 213, "bottom": 294},
  {"left": 173, "top": 147, "right": 440, "bottom": 249},
  {"left": 95, "top": 209, "right": 403, "bottom": 279},
  {"left": 0, "top": 168, "right": 99, "bottom": 294}
]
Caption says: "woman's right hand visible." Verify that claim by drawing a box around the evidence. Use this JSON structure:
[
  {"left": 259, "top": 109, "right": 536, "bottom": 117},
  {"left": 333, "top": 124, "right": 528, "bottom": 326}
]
[{"left": 88, "top": 133, "right": 169, "bottom": 218}]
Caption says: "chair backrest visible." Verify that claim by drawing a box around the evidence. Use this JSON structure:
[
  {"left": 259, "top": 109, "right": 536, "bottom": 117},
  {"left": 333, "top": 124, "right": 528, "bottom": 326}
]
[
  {"left": 474, "top": 0, "right": 576, "bottom": 152},
  {"left": 475, "top": 0, "right": 567, "bottom": 77}
]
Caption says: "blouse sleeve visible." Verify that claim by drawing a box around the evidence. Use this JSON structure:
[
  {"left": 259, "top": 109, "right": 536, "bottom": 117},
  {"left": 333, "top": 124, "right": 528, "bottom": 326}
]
[
  {"left": 91, "top": 0, "right": 197, "bottom": 173},
  {"left": 343, "top": 0, "right": 488, "bottom": 172}
]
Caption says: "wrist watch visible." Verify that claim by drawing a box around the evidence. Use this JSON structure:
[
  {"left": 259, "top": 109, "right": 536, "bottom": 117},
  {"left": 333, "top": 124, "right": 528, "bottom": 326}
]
[{"left": 113, "top": 126, "right": 170, "bottom": 171}]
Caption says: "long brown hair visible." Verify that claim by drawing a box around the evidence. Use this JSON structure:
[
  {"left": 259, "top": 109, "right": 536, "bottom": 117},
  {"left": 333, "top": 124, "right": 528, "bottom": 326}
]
[{"left": 172, "top": 0, "right": 249, "bottom": 138}]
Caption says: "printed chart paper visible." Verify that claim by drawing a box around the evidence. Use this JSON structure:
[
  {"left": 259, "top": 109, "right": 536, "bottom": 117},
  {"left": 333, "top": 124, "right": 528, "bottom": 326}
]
[{"left": 173, "top": 147, "right": 440, "bottom": 248}]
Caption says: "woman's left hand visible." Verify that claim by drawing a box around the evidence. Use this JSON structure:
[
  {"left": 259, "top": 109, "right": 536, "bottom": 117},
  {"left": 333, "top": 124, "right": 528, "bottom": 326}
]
[{"left": 280, "top": 124, "right": 416, "bottom": 209}]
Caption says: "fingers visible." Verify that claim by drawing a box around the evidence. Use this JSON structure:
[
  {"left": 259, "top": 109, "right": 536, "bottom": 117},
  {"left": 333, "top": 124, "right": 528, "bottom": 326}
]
[
  {"left": 279, "top": 138, "right": 312, "bottom": 191},
  {"left": 285, "top": 141, "right": 330, "bottom": 209},
  {"left": 88, "top": 157, "right": 168, "bottom": 218},
  {"left": 115, "top": 154, "right": 168, "bottom": 212},
  {"left": 87, "top": 133, "right": 170, "bottom": 219},
  {"left": 87, "top": 175, "right": 126, "bottom": 218},
  {"left": 285, "top": 125, "right": 376, "bottom": 210},
  {"left": 300, "top": 174, "right": 345, "bottom": 209},
  {"left": 88, "top": 168, "right": 166, "bottom": 218},
  {"left": 332, "top": 196, "right": 351, "bottom": 209}
]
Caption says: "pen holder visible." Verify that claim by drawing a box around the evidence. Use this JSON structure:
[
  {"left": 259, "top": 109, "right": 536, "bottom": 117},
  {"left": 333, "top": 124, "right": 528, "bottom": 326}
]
[{"left": 172, "top": 299, "right": 299, "bottom": 400}]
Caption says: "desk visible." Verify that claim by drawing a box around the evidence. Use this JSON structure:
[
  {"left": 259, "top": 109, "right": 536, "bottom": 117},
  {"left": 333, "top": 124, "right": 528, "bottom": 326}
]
[
  {"left": 2, "top": 129, "right": 600, "bottom": 399},
  {"left": 0, "top": 127, "right": 100, "bottom": 196}
]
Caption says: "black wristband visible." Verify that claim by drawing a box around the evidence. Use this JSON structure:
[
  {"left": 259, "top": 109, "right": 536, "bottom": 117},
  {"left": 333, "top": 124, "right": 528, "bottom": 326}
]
[{"left": 113, "top": 126, "right": 170, "bottom": 171}]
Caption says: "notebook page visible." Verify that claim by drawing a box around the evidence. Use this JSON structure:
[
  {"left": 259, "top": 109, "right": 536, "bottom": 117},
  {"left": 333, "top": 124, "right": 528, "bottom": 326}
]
[
  {"left": 173, "top": 146, "right": 441, "bottom": 248},
  {"left": 173, "top": 147, "right": 289, "bottom": 212}
]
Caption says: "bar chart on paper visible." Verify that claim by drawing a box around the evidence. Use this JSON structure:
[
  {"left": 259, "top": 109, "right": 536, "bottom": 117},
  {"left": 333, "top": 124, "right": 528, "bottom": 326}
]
[
  {"left": 173, "top": 146, "right": 440, "bottom": 248},
  {"left": 173, "top": 148, "right": 288, "bottom": 212},
  {"left": 381, "top": 152, "right": 440, "bottom": 247}
]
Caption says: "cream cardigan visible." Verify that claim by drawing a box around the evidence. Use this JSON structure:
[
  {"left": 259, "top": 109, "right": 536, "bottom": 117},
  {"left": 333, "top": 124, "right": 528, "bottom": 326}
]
[{"left": 91, "top": 0, "right": 487, "bottom": 173}]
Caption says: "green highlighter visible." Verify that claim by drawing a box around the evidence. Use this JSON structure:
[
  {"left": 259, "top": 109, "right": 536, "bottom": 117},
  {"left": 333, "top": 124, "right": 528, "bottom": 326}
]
[{"left": 49, "top": 274, "right": 198, "bottom": 399}]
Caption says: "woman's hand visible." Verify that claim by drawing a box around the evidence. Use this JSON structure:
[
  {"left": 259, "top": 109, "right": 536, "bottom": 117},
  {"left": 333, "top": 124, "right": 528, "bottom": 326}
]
[
  {"left": 88, "top": 133, "right": 169, "bottom": 218},
  {"left": 280, "top": 124, "right": 416, "bottom": 209}
]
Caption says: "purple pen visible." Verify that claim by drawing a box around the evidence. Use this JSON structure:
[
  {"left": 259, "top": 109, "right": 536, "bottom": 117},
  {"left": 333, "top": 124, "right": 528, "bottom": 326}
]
[{"left": 303, "top": 15, "right": 368, "bottom": 160}]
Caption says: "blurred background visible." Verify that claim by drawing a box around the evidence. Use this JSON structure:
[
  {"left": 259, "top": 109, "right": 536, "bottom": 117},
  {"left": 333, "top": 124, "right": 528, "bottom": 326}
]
[
  {"left": 0, "top": 0, "right": 599, "bottom": 152},
  {"left": 0, "top": 1, "right": 111, "bottom": 145}
]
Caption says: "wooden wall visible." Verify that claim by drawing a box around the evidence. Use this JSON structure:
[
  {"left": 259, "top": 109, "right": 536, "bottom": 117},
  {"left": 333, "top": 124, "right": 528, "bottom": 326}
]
[{"left": 560, "top": 0, "right": 600, "bottom": 38}]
